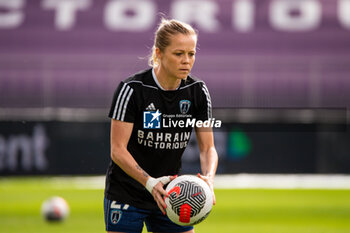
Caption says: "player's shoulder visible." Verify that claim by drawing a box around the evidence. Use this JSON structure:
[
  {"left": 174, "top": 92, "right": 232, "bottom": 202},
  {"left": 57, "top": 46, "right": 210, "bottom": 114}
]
[{"left": 122, "top": 69, "right": 157, "bottom": 90}]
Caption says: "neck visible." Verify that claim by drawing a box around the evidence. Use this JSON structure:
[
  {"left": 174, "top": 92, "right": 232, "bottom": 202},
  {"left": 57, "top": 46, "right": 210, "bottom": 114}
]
[{"left": 154, "top": 66, "right": 181, "bottom": 90}]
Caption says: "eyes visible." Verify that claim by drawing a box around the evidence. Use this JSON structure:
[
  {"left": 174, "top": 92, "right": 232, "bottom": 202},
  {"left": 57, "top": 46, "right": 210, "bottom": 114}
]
[{"left": 174, "top": 52, "right": 195, "bottom": 57}]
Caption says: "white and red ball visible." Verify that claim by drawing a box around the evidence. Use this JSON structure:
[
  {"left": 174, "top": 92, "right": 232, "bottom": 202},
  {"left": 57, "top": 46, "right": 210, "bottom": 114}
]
[
  {"left": 41, "top": 196, "right": 70, "bottom": 222},
  {"left": 165, "top": 175, "right": 213, "bottom": 226}
]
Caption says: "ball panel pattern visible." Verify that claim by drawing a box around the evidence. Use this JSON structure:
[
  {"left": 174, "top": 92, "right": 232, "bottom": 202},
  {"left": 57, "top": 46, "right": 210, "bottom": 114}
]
[
  {"left": 168, "top": 180, "right": 206, "bottom": 222},
  {"left": 165, "top": 175, "right": 213, "bottom": 226}
]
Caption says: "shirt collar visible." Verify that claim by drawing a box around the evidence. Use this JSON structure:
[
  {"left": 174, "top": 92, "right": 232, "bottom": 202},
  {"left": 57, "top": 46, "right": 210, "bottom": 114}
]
[{"left": 152, "top": 68, "right": 181, "bottom": 91}]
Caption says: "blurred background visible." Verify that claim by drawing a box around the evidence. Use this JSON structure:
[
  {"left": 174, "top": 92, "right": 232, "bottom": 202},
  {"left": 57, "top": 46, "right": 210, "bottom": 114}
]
[
  {"left": 0, "top": 0, "right": 350, "bottom": 232},
  {"left": 0, "top": 0, "right": 349, "bottom": 176}
]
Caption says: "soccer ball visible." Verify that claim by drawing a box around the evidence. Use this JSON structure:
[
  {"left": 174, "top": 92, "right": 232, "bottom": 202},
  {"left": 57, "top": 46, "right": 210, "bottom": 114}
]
[
  {"left": 41, "top": 196, "right": 70, "bottom": 222},
  {"left": 164, "top": 175, "right": 213, "bottom": 226}
]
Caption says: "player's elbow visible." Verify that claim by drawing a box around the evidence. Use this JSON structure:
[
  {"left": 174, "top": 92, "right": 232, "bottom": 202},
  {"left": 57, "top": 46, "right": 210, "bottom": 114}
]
[{"left": 110, "top": 144, "right": 127, "bottom": 165}]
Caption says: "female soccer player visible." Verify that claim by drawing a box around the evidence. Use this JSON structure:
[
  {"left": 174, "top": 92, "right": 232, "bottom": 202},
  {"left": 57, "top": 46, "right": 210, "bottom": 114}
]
[{"left": 104, "top": 18, "right": 218, "bottom": 233}]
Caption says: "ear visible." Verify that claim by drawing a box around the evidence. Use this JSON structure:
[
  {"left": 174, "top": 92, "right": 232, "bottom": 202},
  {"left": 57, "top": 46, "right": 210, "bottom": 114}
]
[{"left": 155, "top": 47, "right": 162, "bottom": 60}]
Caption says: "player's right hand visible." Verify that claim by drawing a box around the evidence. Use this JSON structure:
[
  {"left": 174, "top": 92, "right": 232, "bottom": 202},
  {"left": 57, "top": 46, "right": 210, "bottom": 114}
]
[
  {"left": 197, "top": 173, "right": 216, "bottom": 205},
  {"left": 145, "top": 175, "right": 177, "bottom": 214}
]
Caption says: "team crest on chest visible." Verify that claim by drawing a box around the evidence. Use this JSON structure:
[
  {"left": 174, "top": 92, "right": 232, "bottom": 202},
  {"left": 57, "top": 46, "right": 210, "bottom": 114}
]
[{"left": 179, "top": 100, "right": 191, "bottom": 114}]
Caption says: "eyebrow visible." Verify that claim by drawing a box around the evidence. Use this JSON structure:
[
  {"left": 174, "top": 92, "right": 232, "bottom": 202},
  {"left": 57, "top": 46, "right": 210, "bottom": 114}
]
[{"left": 173, "top": 49, "right": 196, "bottom": 53}]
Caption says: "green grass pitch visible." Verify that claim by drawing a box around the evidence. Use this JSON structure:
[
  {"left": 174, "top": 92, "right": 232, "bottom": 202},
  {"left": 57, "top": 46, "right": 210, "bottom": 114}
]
[{"left": 1, "top": 177, "right": 350, "bottom": 233}]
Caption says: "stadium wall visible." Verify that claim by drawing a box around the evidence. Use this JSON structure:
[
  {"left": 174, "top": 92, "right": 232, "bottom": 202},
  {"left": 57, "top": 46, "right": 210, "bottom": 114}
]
[{"left": 0, "top": 118, "right": 348, "bottom": 176}]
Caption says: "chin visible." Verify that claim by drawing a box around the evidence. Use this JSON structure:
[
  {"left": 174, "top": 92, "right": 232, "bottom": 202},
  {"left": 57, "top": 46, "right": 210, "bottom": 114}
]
[{"left": 177, "top": 73, "right": 188, "bottom": 80}]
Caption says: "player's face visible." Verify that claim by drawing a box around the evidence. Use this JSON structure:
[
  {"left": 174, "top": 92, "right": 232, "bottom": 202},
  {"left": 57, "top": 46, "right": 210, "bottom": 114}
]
[{"left": 157, "top": 33, "right": 197, "bottom": 80}]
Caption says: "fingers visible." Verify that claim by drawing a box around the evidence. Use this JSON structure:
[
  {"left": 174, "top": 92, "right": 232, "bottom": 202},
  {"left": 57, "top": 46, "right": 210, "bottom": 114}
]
[
  {"left": 148, "top": 174, "right": 179, "bottom": 214},
  {"left": 152, "top": 182, "right": 168, "bottom": 215},
  {"left": 154, "top": 189, "right": 166, "bottom": 215},
  {"left": 197, "top": 173, "right": 210, "bottom": 183},
  {"left": 197, "top": 173, "right": 216, "bottom": 205},
  {"left": 211, "top": 188, "right": 216, "bottom": 205},
  {"left": 159, "top": 174, "right": 178, "bottom": 186},
  {"left": 212, "top": 191, "right": 216, "bottom": 205},
  {"left": 158, "top": 176, "right": 171, "bottom": 185},
  {"left": 197, "top": 173, "right": 204, "bottom": 179},
  {"left": 146, "top": 175, "right": 176, "bottom": 194},
  {"left": 170, "top": 174, "right": 178, "bottom": 181}
]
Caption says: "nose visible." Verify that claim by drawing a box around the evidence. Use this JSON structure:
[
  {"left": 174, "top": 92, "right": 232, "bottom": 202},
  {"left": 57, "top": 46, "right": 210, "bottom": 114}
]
[{"left": 182, "top": 54, "right": 190, "bottom": 64}]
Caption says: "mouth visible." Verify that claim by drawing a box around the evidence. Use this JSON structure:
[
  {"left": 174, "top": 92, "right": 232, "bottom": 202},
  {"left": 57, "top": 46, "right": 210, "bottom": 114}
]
[{"left": 179, "top": 69, "right": 190, "bottom": 72}]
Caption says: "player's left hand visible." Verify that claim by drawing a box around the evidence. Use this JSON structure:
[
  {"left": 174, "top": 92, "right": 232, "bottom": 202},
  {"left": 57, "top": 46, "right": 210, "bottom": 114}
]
[{"left": 197, "top": 173, "right": 216, "bottom": 205}]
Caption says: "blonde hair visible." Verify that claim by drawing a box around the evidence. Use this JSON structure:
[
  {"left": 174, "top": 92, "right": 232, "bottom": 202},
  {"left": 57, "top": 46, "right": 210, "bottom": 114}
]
[{"left": 148, "top": 18, "right": 197, "bottom": 67}]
